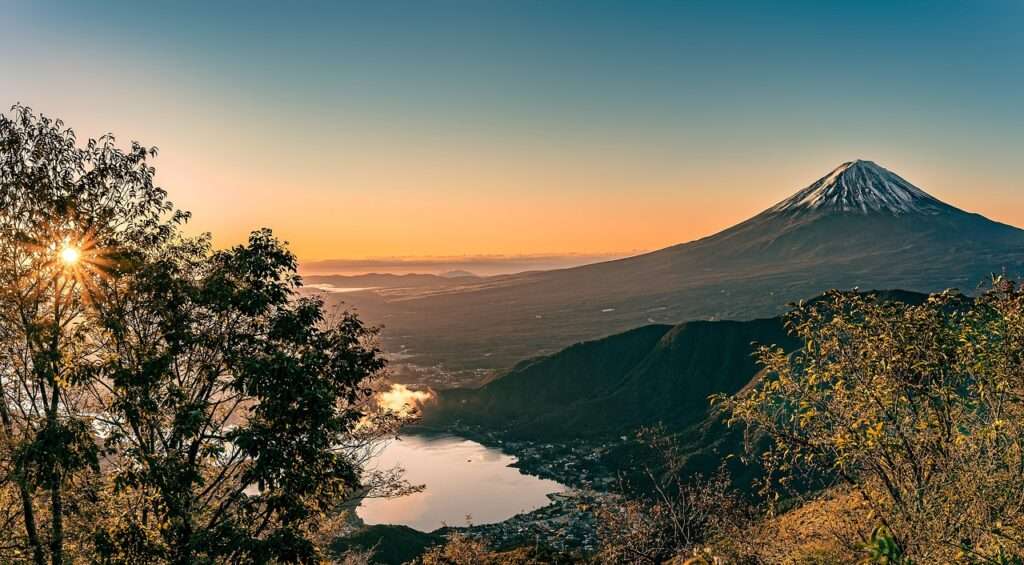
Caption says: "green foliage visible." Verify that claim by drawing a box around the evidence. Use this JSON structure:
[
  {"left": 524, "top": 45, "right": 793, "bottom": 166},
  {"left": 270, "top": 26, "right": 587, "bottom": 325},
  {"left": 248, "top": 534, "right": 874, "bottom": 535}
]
[
  {"left": 0, "top": 105, "right": 397, "bottom": 563},
  {"left": 722, "top": 283, "right": 1024, "bottom": 562},
  {"left": 863, "top": 526, "right": 912, "bottom": 565},
  {"left": 427, "top": 317, "right": 801, "bottom": 442}
]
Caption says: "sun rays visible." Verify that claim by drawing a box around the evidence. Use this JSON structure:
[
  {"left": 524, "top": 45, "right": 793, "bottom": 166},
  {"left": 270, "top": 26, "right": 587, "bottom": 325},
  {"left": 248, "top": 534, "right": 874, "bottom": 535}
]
[
  {"left": 59, "top": 245, "right": 80, "bottom": 266},
  {"left": 37, "top": 232, "right": 116, "bottom": 308}
]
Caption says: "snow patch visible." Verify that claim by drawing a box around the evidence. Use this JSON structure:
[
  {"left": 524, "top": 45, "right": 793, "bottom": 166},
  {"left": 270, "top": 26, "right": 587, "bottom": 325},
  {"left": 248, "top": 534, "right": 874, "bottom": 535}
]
[{"left": 769, "top": 160, "right": 943, "bottom": 216}]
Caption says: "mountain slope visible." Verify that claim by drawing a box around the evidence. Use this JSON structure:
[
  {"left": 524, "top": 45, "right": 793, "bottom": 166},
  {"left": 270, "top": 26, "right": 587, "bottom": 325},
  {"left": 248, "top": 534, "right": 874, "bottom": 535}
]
[
  {"left": 422, "top": 315, "right": 801, "bottom": 440},
  {"left": 431, "top": 324, "right": 674, "bottom": 427},
  {"left": 331, "top": 160, "right": 1024, "bottom": 373},
  {"left": 423, "top": 291, "right": 927, "bottom": 439},
  {"left": 420, "top": 290, "right": 929, "bottom": 491}
]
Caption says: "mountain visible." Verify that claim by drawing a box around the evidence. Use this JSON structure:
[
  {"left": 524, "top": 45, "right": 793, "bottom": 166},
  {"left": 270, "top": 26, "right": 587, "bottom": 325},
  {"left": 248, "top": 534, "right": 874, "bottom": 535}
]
[
  {"left": 422, "top": 288, "right": 928, "bottom": 440},
  {"left": 419, "top": 290, "right": 929, "bottom": 491},
  {"left": 769, "top": 159, "right": 944, "bottom": 215},
  {"left": 439, "top": 269, "right": 477, "bottom": 278},
  {"left": 421, "top": 324, "right": 677, "bottom": 435},
  {"left": 302, "top": 272, "right": 478, "bottom": 290},
  {"left": 328, "top": 160, "right": 1024, "bottom": 374},
  {"left": 421, "top": 317, "right": 797, "bottom": 439}
]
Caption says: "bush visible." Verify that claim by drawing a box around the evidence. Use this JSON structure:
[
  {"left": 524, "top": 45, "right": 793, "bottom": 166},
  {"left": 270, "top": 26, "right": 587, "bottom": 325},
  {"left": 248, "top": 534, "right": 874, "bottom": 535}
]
[{"left": 721, "top": 282, "right": 1024, "bottom": 563}]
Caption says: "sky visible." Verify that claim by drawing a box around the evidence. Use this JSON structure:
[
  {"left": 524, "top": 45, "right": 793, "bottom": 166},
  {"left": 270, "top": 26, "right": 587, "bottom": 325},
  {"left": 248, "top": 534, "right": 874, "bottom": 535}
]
[{"left": 2, "top": 1, "right": 1023, "bottom": 270}]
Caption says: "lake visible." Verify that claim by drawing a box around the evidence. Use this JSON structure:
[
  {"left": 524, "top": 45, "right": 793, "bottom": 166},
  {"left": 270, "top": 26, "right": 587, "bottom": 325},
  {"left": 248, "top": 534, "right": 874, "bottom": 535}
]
[{"left": 357, "top": 434, "right": 567, "bottom": 532}]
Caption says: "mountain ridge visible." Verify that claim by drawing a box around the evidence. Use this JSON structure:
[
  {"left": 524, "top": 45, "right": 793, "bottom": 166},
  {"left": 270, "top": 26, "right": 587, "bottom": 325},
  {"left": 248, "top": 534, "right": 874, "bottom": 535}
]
[
  {"left": 420, "top": 289, "right": 929, "bottom": 442},
  {"left": 418, "top": 290, "right": 931, "bottom": 491},
  {"left": 324, "top": 161, "right": 1024, "bottom": 374}
]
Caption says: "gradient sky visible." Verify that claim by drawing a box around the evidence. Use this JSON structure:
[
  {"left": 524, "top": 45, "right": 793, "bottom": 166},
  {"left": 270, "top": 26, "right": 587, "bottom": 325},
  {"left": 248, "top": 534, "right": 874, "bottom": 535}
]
[{"left": 3, "top": 1, "right": 1023, "bottom": 264}]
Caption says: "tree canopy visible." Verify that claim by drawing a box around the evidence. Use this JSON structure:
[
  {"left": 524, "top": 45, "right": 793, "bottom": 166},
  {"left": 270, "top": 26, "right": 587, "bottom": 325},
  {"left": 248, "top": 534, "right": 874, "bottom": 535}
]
[
  {"left": 723, "top": 283, "right": 1024, "bottom": 563},
  {"left": 0, "top": 105, "right": 399, "bottom": 564}
]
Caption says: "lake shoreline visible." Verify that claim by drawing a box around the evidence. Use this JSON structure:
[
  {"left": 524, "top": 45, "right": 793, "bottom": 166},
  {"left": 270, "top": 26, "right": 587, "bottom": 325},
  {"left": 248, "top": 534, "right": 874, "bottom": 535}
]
[{"left": 356, "top": 431, "right": 568, "bottom": 533}]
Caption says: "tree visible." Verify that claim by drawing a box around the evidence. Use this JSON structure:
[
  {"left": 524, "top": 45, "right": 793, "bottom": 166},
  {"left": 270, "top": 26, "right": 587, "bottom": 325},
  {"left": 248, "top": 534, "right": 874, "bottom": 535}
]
[
  {"left": 593, "top": 428, "right": 749, "bottom": 565},
  {"left": 0, "top": 105, "right": 406, "bottom": 563},
  {"left": 0, "top": 104, "right": 190, "bottom": 564},
  {"left": 86, "top": 229, "right": 403, "bottom": 564},
  {"left": 721, "top": 284, "right": 1024, "bottom": 563},
  {"left": 415, "top": 533, "right": 557, "bottom": 565}
]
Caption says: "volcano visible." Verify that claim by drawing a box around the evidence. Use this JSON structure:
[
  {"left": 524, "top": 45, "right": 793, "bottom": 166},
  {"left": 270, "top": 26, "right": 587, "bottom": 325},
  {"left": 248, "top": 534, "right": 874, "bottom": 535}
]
[{"left": 319, "top": 160, "right": 1024, "bottom": 374}]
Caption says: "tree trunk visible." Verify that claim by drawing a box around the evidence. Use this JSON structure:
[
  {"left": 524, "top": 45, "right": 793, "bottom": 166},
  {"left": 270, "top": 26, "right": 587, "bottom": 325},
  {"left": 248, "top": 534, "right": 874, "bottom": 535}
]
[
  {"left": 0, "top": 390, "right": 45, "bottom": 565},
  {"left": 17, "top": 467, "right": 46, "bottom": 565},
  {"left": 49, "top": 474, "right": 63, "bottom": 565},
  {"left": 47, "top": 288, "right": 64, "bottom": 565}
]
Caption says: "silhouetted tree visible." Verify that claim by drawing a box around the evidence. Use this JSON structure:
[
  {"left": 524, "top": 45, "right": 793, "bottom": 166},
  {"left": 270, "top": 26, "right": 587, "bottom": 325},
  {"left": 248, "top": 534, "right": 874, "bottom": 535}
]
[
  {"left": 0, "top": 104, "right": 190, "bottom": 564},
  {"left": 0, "top": 105, "right": 404, "bottom": 564}
]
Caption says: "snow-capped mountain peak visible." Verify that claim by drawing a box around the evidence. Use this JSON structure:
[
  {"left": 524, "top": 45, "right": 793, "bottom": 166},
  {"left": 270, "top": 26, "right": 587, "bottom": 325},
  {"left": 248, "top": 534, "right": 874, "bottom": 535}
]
[{"left": 770, "top": 160, "right": 944, "bottom": 215}]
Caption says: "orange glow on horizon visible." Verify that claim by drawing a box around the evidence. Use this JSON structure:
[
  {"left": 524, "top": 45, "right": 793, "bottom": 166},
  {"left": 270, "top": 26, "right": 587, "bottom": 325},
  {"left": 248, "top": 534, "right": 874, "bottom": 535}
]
[
  {"left": 24, "top": 97, "right": 1024, "bottom": 267},
  {"left": 169, "top": 155, "right": 1024, "bottom": 265}
]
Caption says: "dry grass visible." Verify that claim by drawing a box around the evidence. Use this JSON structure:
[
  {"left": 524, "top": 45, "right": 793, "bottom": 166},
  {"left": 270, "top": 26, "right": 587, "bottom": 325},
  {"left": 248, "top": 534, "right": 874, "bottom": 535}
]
[{"left": 708, "top": 487, "right": 871, "bottom": 564}]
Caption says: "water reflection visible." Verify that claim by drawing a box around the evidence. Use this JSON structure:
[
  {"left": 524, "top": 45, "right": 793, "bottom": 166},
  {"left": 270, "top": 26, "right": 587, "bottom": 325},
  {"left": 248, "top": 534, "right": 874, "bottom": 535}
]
[{"left": 357, "top": 434, "right": 566, "bottom": 532}]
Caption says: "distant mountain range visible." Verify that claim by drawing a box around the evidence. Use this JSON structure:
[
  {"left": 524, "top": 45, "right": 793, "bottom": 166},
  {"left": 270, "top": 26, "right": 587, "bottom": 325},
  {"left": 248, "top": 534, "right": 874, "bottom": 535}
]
[{"left": 319, "top": 160, "right": 1024, "bottom": 373}]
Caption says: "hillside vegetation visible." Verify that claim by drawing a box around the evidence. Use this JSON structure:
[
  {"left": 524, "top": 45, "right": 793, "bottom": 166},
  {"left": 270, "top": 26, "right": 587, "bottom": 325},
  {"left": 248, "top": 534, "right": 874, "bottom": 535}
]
[
  {"left": 422, "top": 291, "right": 926, "bottom": 443},
  {"left": 397, "top": 283, "right": 1024, "bottom": 564}
]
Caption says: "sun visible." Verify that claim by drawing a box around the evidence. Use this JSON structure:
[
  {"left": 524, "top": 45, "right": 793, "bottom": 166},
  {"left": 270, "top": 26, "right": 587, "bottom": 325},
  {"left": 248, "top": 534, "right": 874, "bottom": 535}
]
[{"left": 59, "top": 246, "right": 81, "bottom": 266}]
